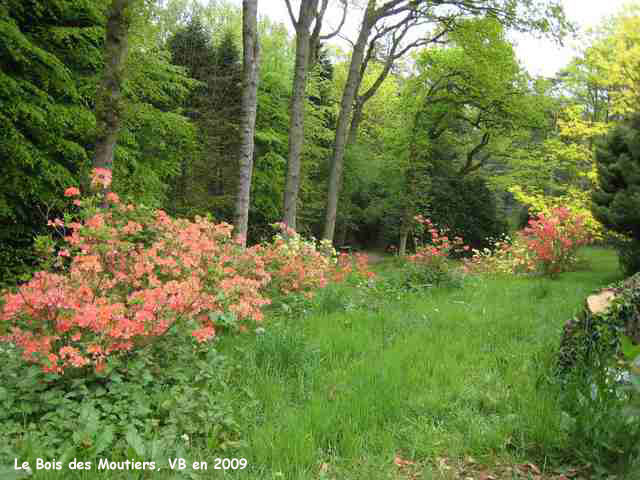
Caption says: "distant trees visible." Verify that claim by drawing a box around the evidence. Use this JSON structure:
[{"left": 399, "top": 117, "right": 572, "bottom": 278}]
[
  {"left": 167, "top": 19, "right": 242, "bottom": 218},
  {"left": 322, "top": 0, "right": 571, "bottom": 242},
  {"left": 1, "top": 0, "right": 585, "bottom": 281}
]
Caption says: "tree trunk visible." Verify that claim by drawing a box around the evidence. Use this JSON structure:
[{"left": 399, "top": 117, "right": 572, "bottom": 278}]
[
  {"left": 234, "top": 0, "right": 260, "bottom": 246},
  {"left": 398, "top": 109, "right": 423, "bottom": 256},
  {"left": 398, "top": 223, "right": 409, "bottom": 256},
  {"left": 347, "top": 97, "right": 365, "bottom": 147},
  {"left": 283, "top": 0, "right": 319, "bottom": 231},
  {"left": 93, "top": 0, "right": 132, "bottom": 174},
  {"left": 336, "top": 220, "right": 348, "bottom": 247},
  {"left": 323, "top": 0, "right": 375, "bottom": 241}
]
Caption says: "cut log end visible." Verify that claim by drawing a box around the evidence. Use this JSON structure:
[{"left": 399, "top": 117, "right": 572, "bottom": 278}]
[{"left": 587, "top": 289, "right": 617, "bottom": 315}]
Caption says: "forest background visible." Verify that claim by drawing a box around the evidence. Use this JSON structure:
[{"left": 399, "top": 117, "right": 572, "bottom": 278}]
[{"left": 2, "top": 0, "right": 640, "bottom": 287}]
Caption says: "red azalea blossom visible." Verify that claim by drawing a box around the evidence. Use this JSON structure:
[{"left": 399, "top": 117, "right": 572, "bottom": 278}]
[
  {"left": 105, "top": 192, "right": 119, "bottom": 204},
  {"left": 91, "top": 167, "right": 112, "bottom": 188},
  {"left": 64, "top": 187, "right": 80, "bottom": 197}
]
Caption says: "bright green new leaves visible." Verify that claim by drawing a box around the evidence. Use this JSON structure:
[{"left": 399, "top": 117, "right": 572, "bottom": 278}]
[
  {"left": 588, "top": 4, "right": 640, "bottom": 117},
  {"left": 408, "top": 17, "right": 544, "bottom": 175}
]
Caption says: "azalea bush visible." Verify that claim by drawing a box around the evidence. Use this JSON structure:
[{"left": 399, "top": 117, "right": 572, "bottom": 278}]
[
  {"left": 259, "top": 225, "right": 375, "bottom": 317},
  {"left": 0, "top": 168, "right": 273, "bottom": 374},
  {"left": 333, "top": 252, "right": 375, "bottom": 283},
  {"left": 510, "top": 184, "right": 605, "bottom": 242},
  {"left": 408, "top": 215, "right": 470, "bottom": 266},
  {"left": 522, "top": 207, "right": 590, "bottom": 275},
  {"left": 0, "top": 171, "right": 374, "bottom": 376},
  {"left": 463, "top": 234, "right": 533, "bottom": 275},
  {"left": 464, "top": 208, "right": 590, "bottom": 276},
  {"left": 398, "top": 215, "right": 470, "bottom": 290},
  {"left": 259, "top": 223, "right": 336, "bottom": 300}
]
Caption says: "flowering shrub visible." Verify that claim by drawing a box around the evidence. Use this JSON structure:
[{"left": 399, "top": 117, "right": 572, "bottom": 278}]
[
  {"left": 464, "top": 208, "right": 589, "bottom": 276},
  {"left": 522, "top": 207, "right": 589, "bottom": 275},
  {"left": 397, "top": 215, "right": 470, "bottom": 290},
  {"left": 510, "top": 184, "right": 605, "bottom": 241},
  {"left": 0, "top": 169, "right": 271, "bottom": 374},
  {"left": 260, "top": 224, "right": 374, "bottom": 300},
  {"left": 259, "top": 223, "right": 335, "bottom": 299},
  {"left": 463, "top": 234, "right": 535, "bottom": 275},
  {"left": 408, "top": 215, "right": 470, "bottom": 266},
  {"left": 0, "top": 173, "right": 378, "bottom": 375},
  {"left": 333, "top": 252, "right": 375, "bottom": 283}
]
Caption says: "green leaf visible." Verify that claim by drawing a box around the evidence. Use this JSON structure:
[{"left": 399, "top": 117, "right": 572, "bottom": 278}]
[
  {"left": 0, "top": 465, "right": 32, "bottom": 479},
  {"left": 125, "top": 426, "right": 146, "bottom": 457},
  {"left": 621, "top": 335, "right": 640, "bottom": 360},
  {"left": 94, "top": 425, "right": 114, "bottom": 455}
]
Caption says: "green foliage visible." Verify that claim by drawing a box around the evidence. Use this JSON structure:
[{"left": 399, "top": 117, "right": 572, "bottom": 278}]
[
  {"left": 0, "top": 0, "right": 103, "bottom": 290},
  {"left": 0, "top": 330, "right": 242, "bottom": 463},
  {"left": 166, "top": 17, "right": 242, "bottom": 219},
  {"left": 392, "top": 260, "right": 461, "bottom": 292},
  {"left": 408, "top": 18, "right": 545, "bottom": 176},
  {"left": 164, "top": 9, "right": 324, "bottom": 243},
  {"left": 0, "top": 0, "right": 199, "bottom": 289},
  {"left": 592, "top": 114, "right": 640, "bottom": 254},
  {"left": 421, "top": 175, "right": 508, "bottom": 253},
  {"left": 0, "top": 0, "right": 101, "bottom": 227},
  {"left": 617, "top": 238, "right": 640, "bottom": 277},
  {"left": 0, "top": 240, "right": 39, "bottom": 292},
  {"left": 558, "top": 361, "right": 640, "bottom": 471},
  {"left": 558, "top": 273, "right": 640, "bottom": 374},
  {"left": 2, "top": 245, "right": 633, "bottom": 477},
  {"left": 556, "top": 273, "right": 640, "bottom": 470}
]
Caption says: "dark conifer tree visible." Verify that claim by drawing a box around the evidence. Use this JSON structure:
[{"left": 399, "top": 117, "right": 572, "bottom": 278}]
[
  {"left": 167, "top": 20, "right": 242, "bottom": 219},
  {"left": 592, "top": 114, "right": 640, "bottom": 274}
]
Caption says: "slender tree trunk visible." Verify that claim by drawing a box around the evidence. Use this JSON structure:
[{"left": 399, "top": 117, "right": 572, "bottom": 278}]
[
  {"left": 398, "top": 110, "right": 423, "bottom": 255},
  {"left": 336, "top": 220, "right": 348, "bottom": 247},
  {"left": 347, "top": 97, "right": 365, "bottom": 146},
  {"left": 234, "top": 0, "right": 260, "bottom": 246},
  {"left": 93, "top": 0, "right": 132, "bottom": 173},
  {"left": 283, "top": 0, "right": 318, "bottom": 231},
  {"left": 398, "top": 225, "right": 409, "bottom": 256},
  {"left": 323, "top": 0, "right": 375, "bottom": 241}
]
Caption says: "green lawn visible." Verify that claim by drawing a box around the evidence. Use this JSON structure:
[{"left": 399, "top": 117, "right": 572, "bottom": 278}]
[
  {"left": 6, "top": 247, "right": 634, "bottom": 479},
  {"left": 211, "top": 247, "right": 625, "bottom": 479}
]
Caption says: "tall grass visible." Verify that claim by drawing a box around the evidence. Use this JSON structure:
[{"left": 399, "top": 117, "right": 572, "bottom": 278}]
[
  {"left": 11, "top": 247, "right": 632, "bottom": 479},
  {"left": 207, "top": 247, "right": 628, "bottom": 478}
]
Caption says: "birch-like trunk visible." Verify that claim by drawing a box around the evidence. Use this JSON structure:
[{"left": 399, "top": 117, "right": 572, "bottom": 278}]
[
  {"left": 322, "top": 0, "right": 375, "bottom": 241},
  {"left": 93, "top": 0, "right": 131, "bottom": 173},
  {"left": 282, "top": 0, "right": 318, "bottom": 231},
  {"left": 234, "top": 0, "right": 260, "bottom": 246}
]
